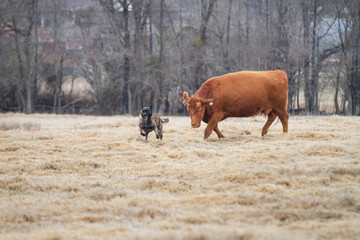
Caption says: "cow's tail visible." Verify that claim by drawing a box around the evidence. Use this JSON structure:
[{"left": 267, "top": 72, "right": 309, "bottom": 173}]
[{"left": 161, "top": 118, "right": 169, "bottom": 123}]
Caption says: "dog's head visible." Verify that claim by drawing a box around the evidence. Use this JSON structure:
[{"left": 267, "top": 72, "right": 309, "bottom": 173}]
[{"left": 141, "top": 105, "right": 153, "bottom": 121}]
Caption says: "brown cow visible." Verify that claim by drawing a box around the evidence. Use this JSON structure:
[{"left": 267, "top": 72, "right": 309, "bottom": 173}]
[{"left": 183, "top": 70, "right": 289, "bottom": 140}]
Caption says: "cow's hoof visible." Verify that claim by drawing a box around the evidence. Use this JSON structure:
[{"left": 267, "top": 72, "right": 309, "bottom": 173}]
[{"left": 204, "top": 131, "right": 211, "bottom": 140}]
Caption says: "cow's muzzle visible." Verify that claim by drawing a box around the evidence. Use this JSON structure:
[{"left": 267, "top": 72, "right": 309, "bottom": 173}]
[{"left": 191, "top": 122, "right": 200, "bottom": 128}]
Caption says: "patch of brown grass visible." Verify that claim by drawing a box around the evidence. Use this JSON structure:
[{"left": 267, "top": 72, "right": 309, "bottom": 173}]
[
  {"left": 0, "top": 114, "right": 359, "bottom": 239},
  {"left": 0, "top": 120, "right": 40, "bottom": 131}
]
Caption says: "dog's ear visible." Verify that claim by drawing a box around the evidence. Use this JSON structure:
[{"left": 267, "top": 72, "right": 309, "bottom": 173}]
[
  {"left": 141, "top": 104, "right": 144, "bottom": 109},
  {"left": 150, "top": 105, "right": 153, "bottom": 111}
]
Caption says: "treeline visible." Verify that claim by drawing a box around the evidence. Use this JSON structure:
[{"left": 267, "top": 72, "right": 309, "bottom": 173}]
[{"left": 0, "top": 0, "right": 359, "bottom": 115}]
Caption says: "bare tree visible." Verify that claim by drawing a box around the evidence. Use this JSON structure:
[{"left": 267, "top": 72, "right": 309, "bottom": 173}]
[
  {"left": 49, "top": 0, "right": 67, "bottom": 114},
  {"left": 301, "top": 0, "right": 341, "bottom": 113},
  {"left": 1, "top": 0, "right": 40, "bottom": 114},
  {"left": 193, "top": 0, "right": 216, "bottom": 89},
  {"left": 343, "top": 1, "right": 360, "bottom": 115}
]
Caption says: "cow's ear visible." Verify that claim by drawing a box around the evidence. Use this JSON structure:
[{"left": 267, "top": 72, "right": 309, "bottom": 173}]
[
  {"left": 200, "top": 98, "right": 213, "bottom": 105},
  {"left": 183, "top": 92, "right": 189, "bottom": 104}
]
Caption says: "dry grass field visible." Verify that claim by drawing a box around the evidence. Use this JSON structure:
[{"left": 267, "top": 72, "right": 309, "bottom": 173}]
[{"left": 0, "top": 113, "right": 359, "bottom": 240}]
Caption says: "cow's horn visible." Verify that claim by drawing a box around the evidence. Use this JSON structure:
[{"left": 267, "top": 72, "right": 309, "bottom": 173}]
[{"left": 201, "top": 98, "right": 213, "bottom": 105}]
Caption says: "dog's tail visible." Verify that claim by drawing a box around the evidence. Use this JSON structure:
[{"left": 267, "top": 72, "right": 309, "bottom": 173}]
[{"left": 161, "top": 118, "right": 169, "bottom": 123}]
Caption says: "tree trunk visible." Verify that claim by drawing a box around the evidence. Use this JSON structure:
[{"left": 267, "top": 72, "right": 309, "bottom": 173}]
[
  {"left": 297, "top": 67, "right": 301, "bottom": 111},
  {"left": 147, "top": 1, "right": 153, "bottom": 55},
  {"left": 349, "top": 7, "right": 360, "bottom": 115},
  {"left": 33, "top": 0, "right": 39, "bottom": 112},
  {"left": 57, "top": 56, "right": 64, "bottom": 114},
  {"left": 224, "top": 0, "right": 232, "bottom": 72},
  {"left": 123, "top": 0, "right": 131, "bottom": 114},
  {"left": 194, "top": 0, "right": 216, "bottom": 89},
  {"left": 154, "top": 0, "right": 165, "bottom": 113},
  {"left": 334, "top": 62, "right": 341, "bottom": 114},
  {"left": 24, "top": 18, "right": 34, "bottom": 114},
  {"left": 302, "top": 0, "right": 318, "bottom": 114},
  {"left": 303, "top": 0, "right": 322, "bottom": 114},
  {"left": 13, "top": 15, "right": 26, "bottom": 112},
  {"left": 302, "top": 0, "right": 311, "bottom": 113}
]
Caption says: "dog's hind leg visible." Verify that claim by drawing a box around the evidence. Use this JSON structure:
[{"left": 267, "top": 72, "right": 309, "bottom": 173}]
[
  {"left": 154, "top": 126, "right": 159, "bottom": 139},
  {"left": 154, "top": 127, "right": 161, "bottom": 139},
  {"left": 159, "top": 129, "right": 163, "bottom": 140},
  {"left": 157, "top": 126, "right": 163, "bottom": 140}
]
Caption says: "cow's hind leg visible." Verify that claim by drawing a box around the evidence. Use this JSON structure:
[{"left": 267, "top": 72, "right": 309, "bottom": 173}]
[
  {"left": 262, "top": 111, "right": 277, "bottom": 136},
  {"left": 214, "top": 124, "right": 225, "bottom": 138},
  {"left": 278, "top": 111, "right": 289, "bottom": 133}
]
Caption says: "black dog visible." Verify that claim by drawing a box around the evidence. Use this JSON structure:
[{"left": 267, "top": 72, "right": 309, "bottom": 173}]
[{"left": 139, "top": 105, "right": 169, "bottom": 140}]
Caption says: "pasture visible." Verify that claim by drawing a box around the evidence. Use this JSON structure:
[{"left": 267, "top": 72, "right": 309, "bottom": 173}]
[{"left": 0, "top": 113, "right": 359, "bottom": 239}]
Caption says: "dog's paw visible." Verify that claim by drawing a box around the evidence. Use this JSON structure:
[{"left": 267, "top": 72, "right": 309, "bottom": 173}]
[{"left": 140, "top": 132, "right": 146, "bottom": 136}]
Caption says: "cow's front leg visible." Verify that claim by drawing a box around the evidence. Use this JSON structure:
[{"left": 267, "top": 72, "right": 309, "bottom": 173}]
[
  {"left": 204, "top": 118, "right": 220, "bottom": 140},
  {"left": 214, "top": 124, "right": 225, "bottom": 138}
]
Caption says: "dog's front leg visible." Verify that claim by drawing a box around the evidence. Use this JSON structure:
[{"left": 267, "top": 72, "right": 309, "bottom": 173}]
[{"left": 140, "top": 127, "right": 146, "bottom": 136}]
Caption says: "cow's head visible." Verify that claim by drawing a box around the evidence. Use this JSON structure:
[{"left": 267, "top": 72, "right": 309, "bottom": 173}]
[{"left": 183, "top": 91, "right": 213, "bottom": 128}]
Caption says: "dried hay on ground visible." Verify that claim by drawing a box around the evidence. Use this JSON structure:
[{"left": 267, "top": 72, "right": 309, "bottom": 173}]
[{"left": 0, "top": 113, "right": 359, "bottom": 240}]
